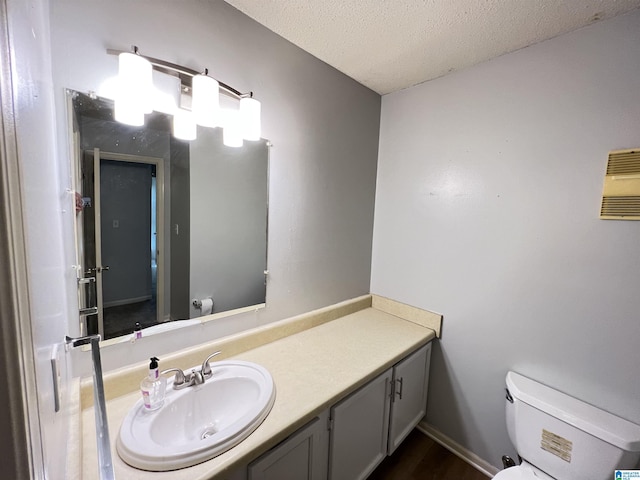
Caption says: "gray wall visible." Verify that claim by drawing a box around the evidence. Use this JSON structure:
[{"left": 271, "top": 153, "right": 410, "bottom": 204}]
[
  {"left": 189, "top": 128, "right": 268, "bottom": 317},
  {"left": 169, "top": 137, "right": 191, "bottom": 320},
  {"left": 50, "top": 1, "right": 380, "bottom": 373},
  {"left": 371, "top": 10, "right": 640, "bottom": 470}
]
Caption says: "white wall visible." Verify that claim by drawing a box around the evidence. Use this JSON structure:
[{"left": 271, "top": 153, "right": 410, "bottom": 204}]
[
  {"left": 50, "top": 1, "right": 380, "bottom": 373},
  {"left": 372, "top": 10, "right": 640, "bottom": 469},
  {"left": 6, "top": 0, "right": 76, "bottom": 477}
]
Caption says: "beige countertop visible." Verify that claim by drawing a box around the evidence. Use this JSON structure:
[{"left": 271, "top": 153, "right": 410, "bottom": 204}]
[{"left": 81, "top": 306, "right": 437, "bottom": 479}]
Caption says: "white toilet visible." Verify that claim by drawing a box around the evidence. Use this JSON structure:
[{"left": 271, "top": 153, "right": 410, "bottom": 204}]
[{"left": 494, "top": 371, "right": 640, "bottom": 480}]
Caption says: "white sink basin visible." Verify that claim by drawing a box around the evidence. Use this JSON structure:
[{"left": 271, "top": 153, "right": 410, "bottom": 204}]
[{"left": 116, "top": 360, "right": 276, "bottom": 471}]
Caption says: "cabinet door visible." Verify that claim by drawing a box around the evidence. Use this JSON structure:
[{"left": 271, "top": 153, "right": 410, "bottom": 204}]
[
  {"left": 388, "top": 342, "right": 432, "bottom": 454},
  {"left": 248, "top": 411, "right": 328, "bottom": 480},
  {"left": 224, "top": 468, "right": 248, "bottom": 480},
  {"left": 328, "top": 369, "right": 392, "bottom": 480}
]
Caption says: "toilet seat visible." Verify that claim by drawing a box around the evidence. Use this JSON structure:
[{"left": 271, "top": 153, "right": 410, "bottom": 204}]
[
  {"left": 493, "top": 467, "right": 537, "bottom": 480},
  {"left": 493, "top": 462, "right": 555, "bottom": 480}
]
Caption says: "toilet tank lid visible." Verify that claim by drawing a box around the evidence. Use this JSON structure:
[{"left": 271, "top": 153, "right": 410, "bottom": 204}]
[{"left": 506, "top": 371, "right": 640, "bottom": 451}]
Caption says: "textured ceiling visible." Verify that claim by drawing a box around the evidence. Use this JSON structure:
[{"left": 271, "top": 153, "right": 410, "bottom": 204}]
[{"left": 224, "top": 0, "right": 640, "bottom": 95}]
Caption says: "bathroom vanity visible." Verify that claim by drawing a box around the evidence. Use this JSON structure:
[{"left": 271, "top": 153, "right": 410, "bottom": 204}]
[
  {"left": 249, "top": 342, "right": 431, "bottom": 480},
  {"left": 78, "top": 296, "right": 440, "bottom": 479}
]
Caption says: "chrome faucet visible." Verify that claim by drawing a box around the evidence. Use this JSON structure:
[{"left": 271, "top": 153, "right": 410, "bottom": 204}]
[
  {"left": 191, "top": 369, "right": 205, "bottom": 385},
  {"left": 162, "top": 351, "right": 221, "bottom": 390},
  {"left": 160, "top": 367, "right": 188, "bottom": 389},
  {"left": 201, "top": 351, "right": 222, "bottom": 379}
]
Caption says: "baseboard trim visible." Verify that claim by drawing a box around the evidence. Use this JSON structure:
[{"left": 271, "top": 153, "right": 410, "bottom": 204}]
[
  {"left": 417, "top": 421, "right": 499, "bottom": 478},
  {"left": 103, "top": 295, "right": 152, "bottom": 308}
]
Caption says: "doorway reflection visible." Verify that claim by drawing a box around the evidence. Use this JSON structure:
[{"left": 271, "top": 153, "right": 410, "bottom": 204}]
[
  {"left": 101, "top": 160, "right": 157, "bottom": 339},
  {"left": 82, "top": 154, "right": 164, "bottom": 340}
]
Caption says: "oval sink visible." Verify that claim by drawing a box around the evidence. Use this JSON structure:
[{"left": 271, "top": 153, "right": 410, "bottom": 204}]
[{"left": 116, "top": 360, "right": 276, "bottom": 471}]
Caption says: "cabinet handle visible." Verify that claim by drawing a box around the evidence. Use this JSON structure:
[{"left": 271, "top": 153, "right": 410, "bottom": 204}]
[{"left": 395, "top": 377, "right": 403, "bottom": 400}]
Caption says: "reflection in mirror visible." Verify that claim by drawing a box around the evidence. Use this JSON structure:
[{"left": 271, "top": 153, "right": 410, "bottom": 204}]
[{"left": 69, "top": 90, "right": 269, "bottom": 341}]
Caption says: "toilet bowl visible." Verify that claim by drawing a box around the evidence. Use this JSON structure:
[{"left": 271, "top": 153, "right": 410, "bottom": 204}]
[{"left": 493, "top": 461, "right": 553, "bottom": 480}]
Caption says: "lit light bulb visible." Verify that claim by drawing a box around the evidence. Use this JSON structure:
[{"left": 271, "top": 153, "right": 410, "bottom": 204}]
[
  {"left": 173, "top": 108, "right": 197, "bottom": 141},
  {"left": 240, "top": 97, "right": 261, "bottom": 141},
  {"left": 222, "top": 109, "right": 243, "bottom": 148},
  {"left": 114, "top": 52, "right": 153, "bottom": 126},
  {"left": 192, "top": 74, "right": 220, "bottom": 127}
]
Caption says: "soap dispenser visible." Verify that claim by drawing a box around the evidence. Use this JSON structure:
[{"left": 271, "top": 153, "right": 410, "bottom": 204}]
[{"left": 140, "top": 357, "right": 166, "bottom": 411}]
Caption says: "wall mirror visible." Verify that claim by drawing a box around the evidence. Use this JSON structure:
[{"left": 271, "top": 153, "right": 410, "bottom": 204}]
[{"left": 69, "top": 90, "right": 269, "bottom": 341}]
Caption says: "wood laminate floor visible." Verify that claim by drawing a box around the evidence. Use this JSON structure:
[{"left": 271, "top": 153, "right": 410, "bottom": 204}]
[{"left": 369, "top": 429, "right": 491, "bottom": 480}]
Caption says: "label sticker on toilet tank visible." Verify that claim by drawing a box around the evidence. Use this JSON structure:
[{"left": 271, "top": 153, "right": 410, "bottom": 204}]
[{"left": 540, "top": 429, "right": 572, "bottom": 462}]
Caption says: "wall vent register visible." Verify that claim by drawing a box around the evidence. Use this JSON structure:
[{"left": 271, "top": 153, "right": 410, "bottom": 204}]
[{"left": 600, "top": 148, "right": 640, "bottom": 220}]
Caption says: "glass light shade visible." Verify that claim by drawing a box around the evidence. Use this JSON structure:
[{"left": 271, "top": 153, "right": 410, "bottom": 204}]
[
  {"left": 114, "top": 89, "right": 145, "bottom": 127},
  {"left": 240, "top": 97, "right": 261, "bottom": 141},
  {"left": 192, "top": 74, "right": 219, "bottom": 127},
  {"left": 222, "top": 109, "right": 243, "bottom": 148},
  {"left": 118, "top": 52, "right": 153, "bottom": 114},
  {"left": 173, "top": 108, "right": 197, "bottom": 141}
]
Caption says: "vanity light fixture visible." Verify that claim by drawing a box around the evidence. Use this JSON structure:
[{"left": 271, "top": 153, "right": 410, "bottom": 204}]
[
  {"left": 107, "top": 46, "right": 261, "bottom": 147},
  {"left": 192, "top": 71, "right": 220, "bottom": 128},
  {"left": 114, "top": 48, "right": 153, "bottom": 126},
  {"left": 240, "top": 96, "right": 261, "bottom": 141},
  {"left": 173, "top": 108, "right": 197, "bottom": 142},
  {"left": 222, "top": 108, "right": 243, "bottom": 148}
]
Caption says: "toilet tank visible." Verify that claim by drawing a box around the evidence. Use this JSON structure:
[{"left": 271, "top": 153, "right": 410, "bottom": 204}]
[{"left": 505, "top": 371, "right": 640, "bottom": 480}]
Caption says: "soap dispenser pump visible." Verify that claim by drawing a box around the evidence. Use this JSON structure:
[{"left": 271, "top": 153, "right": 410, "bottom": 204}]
[{"left": 140, "top": 357, "right": 166, "bottom": 411}]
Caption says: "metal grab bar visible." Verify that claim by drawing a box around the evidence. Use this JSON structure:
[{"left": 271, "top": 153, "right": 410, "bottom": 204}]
[{"left": 66, "top": 335, "right": 115, "bottom": 480}]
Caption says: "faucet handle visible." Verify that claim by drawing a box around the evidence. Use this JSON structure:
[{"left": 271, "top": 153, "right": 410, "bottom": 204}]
[
  {"left": 161, "top": 367, "right": 188, "bottom": 389},
  {"left": 201, "top": 351, "right": 222, "bottom": 379}
]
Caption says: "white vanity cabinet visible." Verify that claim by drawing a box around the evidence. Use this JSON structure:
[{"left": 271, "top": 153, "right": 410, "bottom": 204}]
[
  {"left": 248, "top": 412, "right": 329, "bottom": 480},
  {"left": 328, "top": 369, "right": 393, "bottom": 480},
  {"left": 388, "top": 342, "right": 432, "bottom": 454},
  {"left": 328, "top": 341, "right": 432, "bottom": 480},
  {"left": 247, "top": 341, "right": 432, "bottom": 480}
]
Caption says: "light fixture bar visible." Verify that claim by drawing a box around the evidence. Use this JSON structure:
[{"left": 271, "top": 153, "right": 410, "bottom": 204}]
[{"left": 106, "top": 47, "right": 252, "bottom": 100}]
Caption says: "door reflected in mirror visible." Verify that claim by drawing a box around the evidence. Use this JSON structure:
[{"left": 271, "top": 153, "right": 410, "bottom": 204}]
[{"left": 70, "top": 90, "right": 269, "bottom": 341}]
